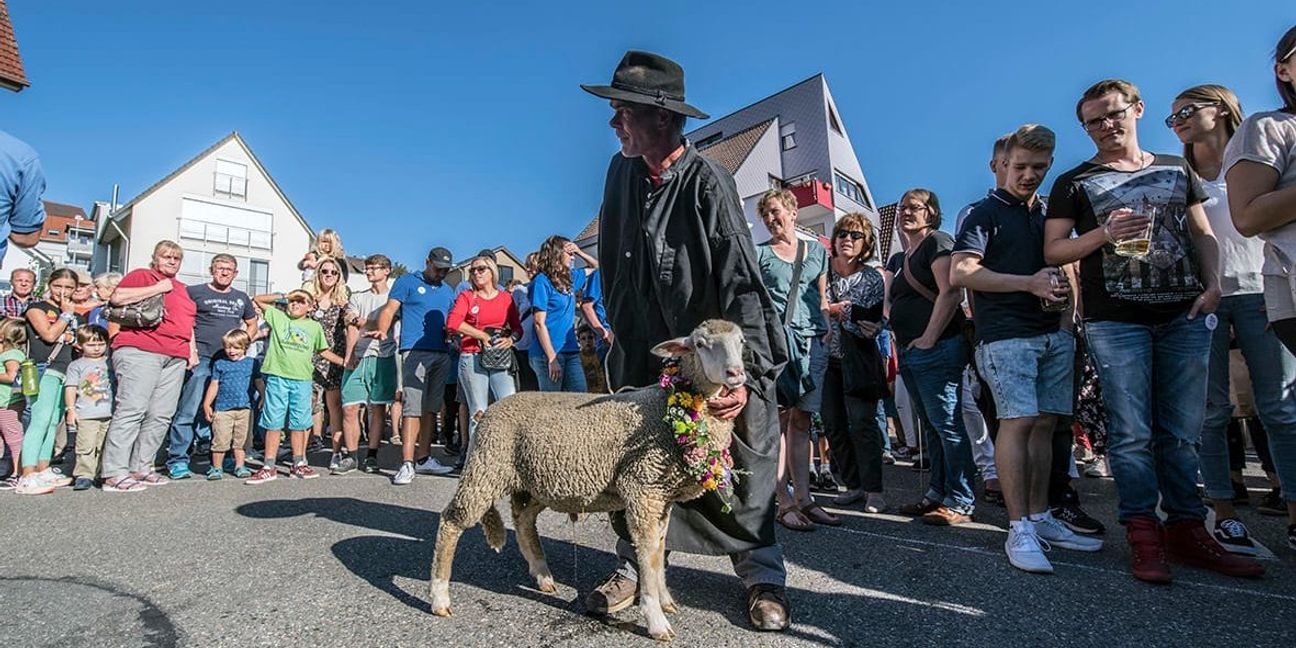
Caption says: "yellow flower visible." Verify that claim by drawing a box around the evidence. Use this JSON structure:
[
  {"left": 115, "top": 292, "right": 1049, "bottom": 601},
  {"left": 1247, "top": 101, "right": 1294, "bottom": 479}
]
[{"left": 702, "top": 478, "right": 717, "bottom": 490}]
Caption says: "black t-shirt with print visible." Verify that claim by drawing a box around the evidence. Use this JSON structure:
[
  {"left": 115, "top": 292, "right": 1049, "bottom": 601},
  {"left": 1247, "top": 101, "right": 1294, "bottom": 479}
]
[
  {"left": 885, "top": 230, "right": 965, "bottom": 346},
  {"left": 1045, "top": 153, "right": 1208, "bottom": 324},
  {"left": 25, "top": 301, "right": 84, "bottom": 373}
]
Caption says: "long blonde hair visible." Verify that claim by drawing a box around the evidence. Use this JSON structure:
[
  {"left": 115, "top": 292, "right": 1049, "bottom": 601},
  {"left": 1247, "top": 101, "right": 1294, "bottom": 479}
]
[
  {"left": 1174, "top": 84, "right": 1244, "bottom": 172},
  {"left": 314, "top": 229, "right": 344, "bottom": 259},
  {"left": 308, "top": 257, "right": 350, "bottom": 306}
]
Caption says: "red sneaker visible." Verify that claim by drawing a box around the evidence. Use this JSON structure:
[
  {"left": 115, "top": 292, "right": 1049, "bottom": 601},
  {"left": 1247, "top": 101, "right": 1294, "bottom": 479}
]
[
  {"left": 1125, "top": 516, "right": 1172, "bottom": 584},
  {"left": 290, "top": 464, "right": 319, "bottom": 480},
  {"left": 1164, "top": 520, "right": 1265, "bottom": 579},
  {"left": 245, "top": 466, "right": 278, "bottom": 485}
]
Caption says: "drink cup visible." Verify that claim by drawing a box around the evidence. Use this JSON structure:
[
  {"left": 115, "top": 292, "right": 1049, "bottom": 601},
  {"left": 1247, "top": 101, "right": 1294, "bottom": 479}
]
[
  {"left": 1114, "top": 206, "right": 1156, "bottom": 257},
  {"left": 1041, "top": 268, "right": 1070, "bottom": 312}
]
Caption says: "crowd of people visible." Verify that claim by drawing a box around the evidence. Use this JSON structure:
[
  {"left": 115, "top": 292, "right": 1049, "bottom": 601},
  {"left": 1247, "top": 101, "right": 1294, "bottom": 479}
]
[{"left": 1, "top": 28, "right": 1295, "bottom": 630}]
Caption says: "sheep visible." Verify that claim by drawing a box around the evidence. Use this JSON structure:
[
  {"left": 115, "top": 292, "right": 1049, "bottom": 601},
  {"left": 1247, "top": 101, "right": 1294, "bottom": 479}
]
[{"left": 428, "top": 319, "right": 749, "bottom": 642}]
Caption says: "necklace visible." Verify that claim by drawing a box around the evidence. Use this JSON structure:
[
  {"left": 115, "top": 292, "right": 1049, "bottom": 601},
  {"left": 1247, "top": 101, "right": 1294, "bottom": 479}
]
[{"left": 658, "top": 359, "right": 744, "bottom": 513}]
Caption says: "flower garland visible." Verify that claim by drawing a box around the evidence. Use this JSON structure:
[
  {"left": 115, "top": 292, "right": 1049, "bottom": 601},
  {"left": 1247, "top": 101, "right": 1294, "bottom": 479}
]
[{"left": 659, "top": 360, "right": 743, "bottom": 513}]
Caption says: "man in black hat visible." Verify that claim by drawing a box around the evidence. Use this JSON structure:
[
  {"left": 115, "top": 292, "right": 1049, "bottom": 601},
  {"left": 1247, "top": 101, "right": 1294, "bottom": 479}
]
[
  {"left": 374, "top": 246, "right": 459, "bottom": 484},
  {"left": 582, "top": 50, "right": 791, "bottom": 631}
]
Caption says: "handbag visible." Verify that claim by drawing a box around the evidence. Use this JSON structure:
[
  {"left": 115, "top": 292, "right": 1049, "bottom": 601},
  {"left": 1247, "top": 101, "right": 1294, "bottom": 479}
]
[
  {"left": 830, "top": 270, "right": 888, "bottom": 401},
  {"left": 473, "top": 293, "right": 514, "bottom": 371},
  {"left": 775, "top": 240, "right": 815, "bottom": 408},
  {"left": 105, "top": 292, "right": 166, "bottom": 328}
]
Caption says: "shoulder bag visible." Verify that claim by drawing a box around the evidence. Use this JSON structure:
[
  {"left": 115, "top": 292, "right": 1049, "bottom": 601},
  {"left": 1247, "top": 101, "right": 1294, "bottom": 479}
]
[
  {"left": 775, "top": 240, "right": 815, "bottom": 408},
  {"left": 473, "top": 293, "right": 515, "bottom": 371},
  {"left": 105, "top": 292, "right": 166, "bottom": 329}
]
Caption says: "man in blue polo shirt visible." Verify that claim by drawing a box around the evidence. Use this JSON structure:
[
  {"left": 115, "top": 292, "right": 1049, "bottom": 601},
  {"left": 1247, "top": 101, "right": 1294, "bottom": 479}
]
[
  {"left": 0, "top": 130, "right": 47, "bottom": 265},
  {"left": 375, "top": 245, "right": 457, "bottom": 484},
  {"left": 952, "top": 125, "right": 1103, "bottom": 574}
]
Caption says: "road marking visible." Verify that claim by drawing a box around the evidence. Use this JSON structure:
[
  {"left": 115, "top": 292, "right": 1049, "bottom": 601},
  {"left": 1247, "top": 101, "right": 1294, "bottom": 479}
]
[{"left": 828, "top": 525, "right": 1296, "bottom": 603}]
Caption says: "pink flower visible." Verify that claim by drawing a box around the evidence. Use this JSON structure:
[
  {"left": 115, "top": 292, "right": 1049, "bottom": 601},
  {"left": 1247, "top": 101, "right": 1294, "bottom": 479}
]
[{"left": 677, "top": 435, "right": 689, "bottom": 444}]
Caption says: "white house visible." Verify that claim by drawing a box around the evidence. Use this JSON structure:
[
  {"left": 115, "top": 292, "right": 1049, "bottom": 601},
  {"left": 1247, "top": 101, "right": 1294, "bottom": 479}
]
[{"left": 94, "top": 132, "right": 314, "bottom": 295}]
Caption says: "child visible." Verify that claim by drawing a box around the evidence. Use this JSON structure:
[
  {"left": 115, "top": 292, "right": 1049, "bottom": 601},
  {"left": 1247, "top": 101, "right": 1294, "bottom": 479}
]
[
  {"left": 0, "top": 318, "right": 32, "bottom": 492},
  {"left": 62, "top": 325, "right": 113, "bottom": 491},
  {"left": 202, "top": 329, "right": 260, "bottom": 480},
  {"left": 246, "top": 290, "right": 344, "bottom": 484},
  {"left": 298, "top": 229, "right": 344, "bottom": 286},
  {"left": 576, "top": 325, "right": 607, "bottom": 394}
]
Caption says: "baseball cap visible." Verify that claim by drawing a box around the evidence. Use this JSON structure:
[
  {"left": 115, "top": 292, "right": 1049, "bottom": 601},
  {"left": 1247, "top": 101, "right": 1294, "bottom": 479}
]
[{"left": 428, "top": 246, "right": 453, "bottom": 269}]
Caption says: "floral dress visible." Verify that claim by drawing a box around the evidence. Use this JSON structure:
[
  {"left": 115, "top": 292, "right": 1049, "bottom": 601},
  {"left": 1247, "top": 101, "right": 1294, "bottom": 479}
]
[
  {"left": 311, "top": 302, "right": 346, "bottom": 390},
  {"left": 826, "top": 264, "right": 886, "bottom": 359}
]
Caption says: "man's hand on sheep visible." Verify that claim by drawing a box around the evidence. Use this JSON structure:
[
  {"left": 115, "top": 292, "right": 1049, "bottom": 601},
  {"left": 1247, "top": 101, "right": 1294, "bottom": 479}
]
[{"left": 706, "top": 384, "right": 747, "bottom": 420}]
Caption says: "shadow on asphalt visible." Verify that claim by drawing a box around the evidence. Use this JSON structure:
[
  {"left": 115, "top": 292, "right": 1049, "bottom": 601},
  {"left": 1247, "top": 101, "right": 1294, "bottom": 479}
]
[{"left": 234, "top": 497, "right": 994, "bottom": 645}]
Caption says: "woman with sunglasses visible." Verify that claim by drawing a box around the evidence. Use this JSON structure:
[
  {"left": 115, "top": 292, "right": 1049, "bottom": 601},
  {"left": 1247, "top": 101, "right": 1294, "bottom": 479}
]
[
  {"left": 308, "top": 257, "right": 349, "bottom": 464},
  {"left": 448, "top": 254, "right": 522, "bottom": 457},
  {"left": 820, "top": 213, "right": 888, "bottom": 514},
  {"left": 1224, "top": 24, "right": 1296, "bottom": 547}
]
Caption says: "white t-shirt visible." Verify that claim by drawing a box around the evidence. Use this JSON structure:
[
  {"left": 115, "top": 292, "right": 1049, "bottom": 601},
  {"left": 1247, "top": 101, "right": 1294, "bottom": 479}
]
[
  {"left": 1223, "top": 110, "right": 1296, "bottom": 277},
  {"left": 1201, "top": 176, "right": 1265, "bottom": 296},
  {"left": 512, "top": 284, "right": 535, "bottom": 352},
  {"left": 348, "top": 288, "right": 396, "bottom": 358}
]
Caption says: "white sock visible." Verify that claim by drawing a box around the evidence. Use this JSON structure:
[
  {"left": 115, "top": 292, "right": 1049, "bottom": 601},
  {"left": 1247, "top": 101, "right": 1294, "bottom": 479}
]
[{"left": 1027, "top": 510, "right": 1050, "bottom": 523}]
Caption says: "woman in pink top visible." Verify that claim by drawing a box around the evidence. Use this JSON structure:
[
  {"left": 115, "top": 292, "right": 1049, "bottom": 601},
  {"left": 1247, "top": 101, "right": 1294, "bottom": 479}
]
[
  {"left": 447, "top": 254, "right": 522, "bottom": 459},
  {"left": 99, "top": 240, "right": 198, "bottom": 492}
]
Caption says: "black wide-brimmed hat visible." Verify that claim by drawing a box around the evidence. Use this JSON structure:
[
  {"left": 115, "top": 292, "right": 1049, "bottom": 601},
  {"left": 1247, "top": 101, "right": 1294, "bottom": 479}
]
[{"left": 581, "top": 50, "right": 708, "bottom": 119}]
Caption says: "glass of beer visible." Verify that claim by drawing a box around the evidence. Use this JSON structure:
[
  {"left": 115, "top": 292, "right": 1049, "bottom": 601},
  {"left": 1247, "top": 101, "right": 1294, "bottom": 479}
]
[
  {"left": 1114, "top": 205, "right": 1156, "bottom": 257},
  {"left": 1041, "top": 267, "right": 1070, "bottom": 312}
]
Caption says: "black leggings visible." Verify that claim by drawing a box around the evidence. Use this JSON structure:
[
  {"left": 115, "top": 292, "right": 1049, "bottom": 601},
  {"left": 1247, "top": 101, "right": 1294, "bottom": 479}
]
[
  {"left": 820, "top": 360, "right": 884, "bottom": 493},
  {"left": 1273, "top": 318, "right": 1296, "bottom": 357}
]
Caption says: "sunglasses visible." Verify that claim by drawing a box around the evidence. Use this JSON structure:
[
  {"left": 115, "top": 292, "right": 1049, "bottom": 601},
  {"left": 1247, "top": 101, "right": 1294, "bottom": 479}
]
[
  {"left": 469, "top": 266, "right": 490, "bottom": 274},
  {"left": 1163, "top": 102, "right": 1219, "bottom": 128},
  {"left": 835, "top": 230, "right": 867, "bottom": 241},
  {"left": 319, "top": 269, "right": 340, "bottom": 276}
]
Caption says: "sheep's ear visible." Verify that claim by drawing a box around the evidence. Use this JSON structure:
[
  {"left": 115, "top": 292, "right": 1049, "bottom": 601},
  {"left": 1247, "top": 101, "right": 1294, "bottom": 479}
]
[{"left": 650, "top": 337, "right": 693, "bottom": 358}]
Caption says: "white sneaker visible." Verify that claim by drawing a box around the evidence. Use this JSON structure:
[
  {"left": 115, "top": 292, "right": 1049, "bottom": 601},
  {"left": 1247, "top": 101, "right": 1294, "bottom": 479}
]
[
  {"left": 15, "top": 475, "right": 55, "bottom": 495},
  {"left": 392, "top": 461, "right": 416, "bottom": 485},
  {"left": 1033, "top": 512, "right": 1104, "bottom": 552},
  {"left": 36, "top": 468, "right": 72, "bottom": 488},
  {"left": 415, "top": 456, "right": 453, "bottom": 476},
  {"left": 1005, "top": 523, "right": 1054, "bottom": 574},
  {"left": 864, "top": 492, "right": 887, "bottom": 514}
]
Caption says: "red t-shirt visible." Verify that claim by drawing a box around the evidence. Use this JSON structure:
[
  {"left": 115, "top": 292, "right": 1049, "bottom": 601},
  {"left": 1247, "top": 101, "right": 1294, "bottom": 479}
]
[
  {"left": 111, "top": 268, "right": 197, "bottom": 359},
  {"left": 446, "top": 289, "right": 522, "bottom": 354}
]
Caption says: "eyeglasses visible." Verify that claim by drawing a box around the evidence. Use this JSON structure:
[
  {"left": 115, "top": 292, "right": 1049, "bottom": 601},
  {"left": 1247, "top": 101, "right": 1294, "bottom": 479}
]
[
  {"left": 1082, "top": 104, "right": 1135, "bottom": 132},
  {"left": 319, "top": 270, "right": 340, "bottom": 276},
  {"left": 835, "top": 230, "right": 867, "bottom": 240},
  {"left": 898, "top": 204, "right": 928, "bottom": 214},
  {"left": 1164, "top": 102, "right": 1219, "bottom": 128},
  {"left": 468, "top": 267, "right": 490, "bottom": 274}
]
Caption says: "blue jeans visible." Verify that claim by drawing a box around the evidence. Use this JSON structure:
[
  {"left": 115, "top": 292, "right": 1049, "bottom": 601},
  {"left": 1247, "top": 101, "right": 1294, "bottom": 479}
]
[
  {"left": 1085, "top": 315, "right": 1210, "bottom": 523},
  {"left": 459, "top": 352, "right": 517, "bottom": 453},
  {"left": 1200, "top": 293, "right": 1296, "bottom": 502},
  {"left": 529, "top": 352, "right": 586, "bottom": 393},
  {"left": 166, "top": 355, "right": 215, "bottom": 470},
  {"left": 897, "top": 335, "right": 976, "bottom": 514}
]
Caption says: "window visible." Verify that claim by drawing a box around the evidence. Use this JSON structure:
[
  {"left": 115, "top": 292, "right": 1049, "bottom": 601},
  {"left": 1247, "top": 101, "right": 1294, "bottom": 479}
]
[
  {"left": 46, "top": 228, "right": 59, "bottom": 235},
  {"left": 828, "top": 104, "right": 844, "bottom": 136},
  {"left": 694, "top": 131, "right": 724, "bottom": 148},
  {"left": 834, "top": 170, "right": 872, "bottom": 209},
  {"left": 779, "top": 122, "right": 797, "bottom": 150},
  {"left": 248, "top": 259, "right": 270, "bottom": 294},
  {"left": 768, "top": 174, "right": 784, "bottom": 190},
  {"left": 498, "top": 265, "right": 514, "bottom": 284},
  {"left": 214, "top": 159, "right": 248, "bottom": 200}
]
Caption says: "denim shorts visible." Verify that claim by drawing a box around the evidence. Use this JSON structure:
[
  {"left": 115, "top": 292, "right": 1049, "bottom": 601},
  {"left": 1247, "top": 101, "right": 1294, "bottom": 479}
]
[
  {"left": 260, "top": 375, "right": 314, "bottom": 431},
  {"left": 974, "top": 330, "right": 1075, "bottom": 419}
]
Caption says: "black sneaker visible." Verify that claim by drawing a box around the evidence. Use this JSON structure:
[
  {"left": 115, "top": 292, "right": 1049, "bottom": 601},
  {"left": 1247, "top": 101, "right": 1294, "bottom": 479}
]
[
  {"left": 361, "top": 455, "right": 379, "bottom": 474},
  {"left": 1212, "top": 517, "right": 1259, "bottom": 556},
  {"left": 307, "top": 436, "right": 324, "bottom": 453},
  {"left": 1232, "top": 481, "right": 1250, "bottom": 505},
  {"left": 1051, "top": 503, "right": 1106, "bottom": 535},
  {"left": 332, "top": 455, "right": 357, "bottom": 475},
  {"left": 808, "top": 468, "right": 821, "bottom": 491},
  {"left": 910, "top": 457, "right": 931, "bottom": 472},
  {"left": 1258, "top": 488, "right": 1285, "bottom": 516}
]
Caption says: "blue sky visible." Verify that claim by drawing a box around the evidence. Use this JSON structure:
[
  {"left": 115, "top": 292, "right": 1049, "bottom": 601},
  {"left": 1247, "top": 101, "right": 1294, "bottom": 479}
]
[{"left": 5, "top": 1, "right": 1293, "bottom": 267}]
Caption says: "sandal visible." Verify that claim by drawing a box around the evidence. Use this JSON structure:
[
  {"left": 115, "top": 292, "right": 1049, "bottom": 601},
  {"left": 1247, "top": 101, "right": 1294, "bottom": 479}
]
[
  {"left": 777, "top": 508, "right": 815, "bottom": 532},
  {"left": 801, "top": 503, "right": 842, "bottom": 527}
]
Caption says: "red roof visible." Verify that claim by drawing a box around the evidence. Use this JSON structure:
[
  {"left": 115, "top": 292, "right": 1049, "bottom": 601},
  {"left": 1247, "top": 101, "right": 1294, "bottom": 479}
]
[
  {"left": 0, "top": 0, "right": 29, "bottom": 91},
  {"left": 40, "top": 201, "right": 93, "bottom": 243}
]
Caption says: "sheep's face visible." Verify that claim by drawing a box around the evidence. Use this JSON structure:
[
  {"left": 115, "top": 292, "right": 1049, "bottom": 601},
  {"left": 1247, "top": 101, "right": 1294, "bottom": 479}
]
[{"left": 651, "top": 320, "right": 747, "bottom": 390}]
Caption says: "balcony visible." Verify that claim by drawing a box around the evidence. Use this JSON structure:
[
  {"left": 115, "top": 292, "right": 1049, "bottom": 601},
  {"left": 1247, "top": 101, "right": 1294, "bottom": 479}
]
[
  {"left": 67, "top": 239, "right": 93, "bottom": 256},
  {"left": 789, "top": 179, "right": 834, "bottom": 231}
]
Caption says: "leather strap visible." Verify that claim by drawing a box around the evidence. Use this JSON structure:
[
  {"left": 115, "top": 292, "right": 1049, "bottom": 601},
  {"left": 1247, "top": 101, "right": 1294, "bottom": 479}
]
[
  {"left": 784, "top": 240, "right": 807, "bottom": 327},
  {"left": 902, "top": 250, "right": 939, "bottom": 303}
]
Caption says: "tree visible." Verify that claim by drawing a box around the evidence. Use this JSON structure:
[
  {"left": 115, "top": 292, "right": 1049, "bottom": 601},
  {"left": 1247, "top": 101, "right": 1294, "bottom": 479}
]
[{"left": 390, "top": 262, "right": 410, "bottom": 279}]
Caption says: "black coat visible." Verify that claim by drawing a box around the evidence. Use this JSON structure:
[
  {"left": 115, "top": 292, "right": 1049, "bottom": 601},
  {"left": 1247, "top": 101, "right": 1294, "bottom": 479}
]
[{"left": 598, "top": 144, "right": 788, "bottom": 555}]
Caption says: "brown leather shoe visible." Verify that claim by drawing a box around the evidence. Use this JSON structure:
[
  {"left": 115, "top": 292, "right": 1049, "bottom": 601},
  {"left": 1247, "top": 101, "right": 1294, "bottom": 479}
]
[
  {"left": 747, "top": 584, "right": 790, "bottom": 631},
  {"left": 920, "top": 506, "right": 972, "bottom": 526},
  {"left": 585, "top": 571, "right": 637, "bottom": 615}
]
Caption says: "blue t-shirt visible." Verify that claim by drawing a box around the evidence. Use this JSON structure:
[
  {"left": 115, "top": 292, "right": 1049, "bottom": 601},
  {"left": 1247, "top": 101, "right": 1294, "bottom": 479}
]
[
  {"left": 211, "top": 356, "right": 255, "bottom": 411},
  {"left": 0, "top": 130, "right": 47, "bottom": 265},
  {"left": 577, "top": 269, "right": 610, "bottom": 329},
  {"left": 529, "top": 272, "right": 583, "bottom": 357},
  {"left": 389, "top": 272, "right": 456, "bottom": 352}
]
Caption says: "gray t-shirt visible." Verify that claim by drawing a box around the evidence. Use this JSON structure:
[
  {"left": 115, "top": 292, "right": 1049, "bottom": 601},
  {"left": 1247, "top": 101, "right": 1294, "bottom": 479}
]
[
  {"left": 348, "top": 288, "right": 396, "bottom": 358},
  {"left": 1223, "top": 110, "right": 1296, "bottom": 276},
  {"left": 64, "top": 356, "right": 113, "bottom": 420}
]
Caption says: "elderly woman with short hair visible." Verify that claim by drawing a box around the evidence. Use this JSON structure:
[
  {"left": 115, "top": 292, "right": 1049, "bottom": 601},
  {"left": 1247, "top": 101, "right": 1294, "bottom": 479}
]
[{"left": 99, "top": 240, "right": 197, "bottom": 492}]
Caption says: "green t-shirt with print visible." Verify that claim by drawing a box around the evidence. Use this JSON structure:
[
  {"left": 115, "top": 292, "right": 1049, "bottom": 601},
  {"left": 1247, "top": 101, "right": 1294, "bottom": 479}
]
[
  {"left": 260, "top": 306, "right": 328, "bottom": 381},
  {"left": 0, "top": 348, "right": 26, "bottom": 406}
]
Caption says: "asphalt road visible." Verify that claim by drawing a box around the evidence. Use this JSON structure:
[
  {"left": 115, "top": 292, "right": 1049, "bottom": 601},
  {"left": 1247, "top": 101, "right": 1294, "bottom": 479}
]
[{"left": 2, "top": 446, "right": 1294, "bottom": 648}]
